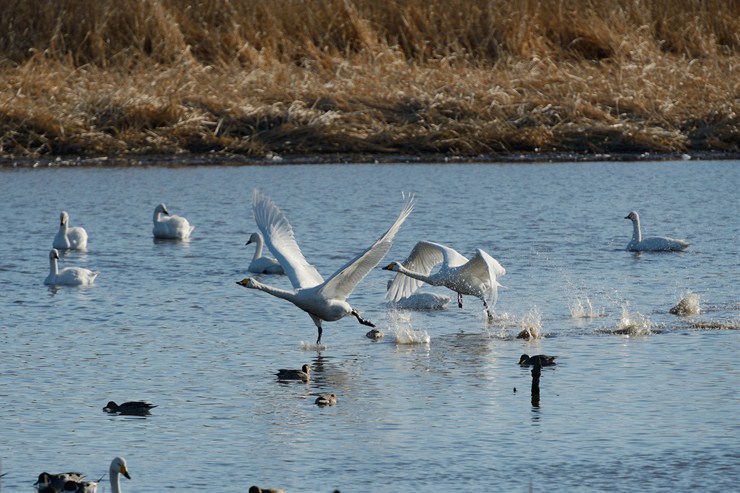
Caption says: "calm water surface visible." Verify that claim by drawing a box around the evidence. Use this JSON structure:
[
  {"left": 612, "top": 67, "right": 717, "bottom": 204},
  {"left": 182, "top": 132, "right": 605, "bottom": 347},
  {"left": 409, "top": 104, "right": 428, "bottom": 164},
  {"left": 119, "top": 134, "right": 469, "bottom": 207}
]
[{"left": 1, "top": 161, "right": 738, "bottom": 492}]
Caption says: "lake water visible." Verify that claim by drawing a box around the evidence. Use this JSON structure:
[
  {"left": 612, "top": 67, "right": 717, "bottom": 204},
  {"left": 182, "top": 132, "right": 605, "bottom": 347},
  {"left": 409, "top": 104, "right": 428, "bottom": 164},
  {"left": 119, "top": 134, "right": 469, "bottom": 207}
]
[{"left": 0, "top": 160, "right": 738, "bottom": 492}]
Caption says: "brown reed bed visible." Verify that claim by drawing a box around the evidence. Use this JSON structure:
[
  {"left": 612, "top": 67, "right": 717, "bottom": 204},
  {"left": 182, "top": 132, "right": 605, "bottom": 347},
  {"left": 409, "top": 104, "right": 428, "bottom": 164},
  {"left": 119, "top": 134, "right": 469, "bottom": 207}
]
[{"left": 0, "top": 0, "right": 737, "bottom": 163}]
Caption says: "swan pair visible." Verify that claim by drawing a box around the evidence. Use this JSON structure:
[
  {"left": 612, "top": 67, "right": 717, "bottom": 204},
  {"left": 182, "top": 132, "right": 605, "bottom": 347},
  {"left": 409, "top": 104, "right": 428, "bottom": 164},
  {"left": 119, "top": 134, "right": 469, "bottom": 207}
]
[
  {"left": 237, "top": 190, "right": 415, "bottom": 344},
  {"left": 152, "top": 203, "right": 194, "bottom": 239},
  {"left": 52, "top": 211, "right": 88, "bottom": 251},
  {"left": 45, "top": 249, "right": 98, "bottom": 286},
  {"left": 35, "top": 457, "right": 130, "bottom": 493},
  {"left": 625, "top": 211, "right": 689, "bottom": 252}
]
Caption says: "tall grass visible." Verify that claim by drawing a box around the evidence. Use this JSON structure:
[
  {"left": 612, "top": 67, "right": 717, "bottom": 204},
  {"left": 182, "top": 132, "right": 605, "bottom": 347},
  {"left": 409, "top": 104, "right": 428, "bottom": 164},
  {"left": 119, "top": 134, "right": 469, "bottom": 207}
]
[{"left": 0, "top": 0, "right": 737, "bottom": 159}]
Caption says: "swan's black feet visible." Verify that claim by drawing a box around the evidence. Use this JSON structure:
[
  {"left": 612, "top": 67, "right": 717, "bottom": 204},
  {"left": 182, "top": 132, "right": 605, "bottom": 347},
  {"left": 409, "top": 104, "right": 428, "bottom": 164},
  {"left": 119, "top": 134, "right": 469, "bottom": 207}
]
[
  {"left": 316, "top": 326, "right": 323, "bottom": 345},
  {"left": 457, "top": 292, "right": 463, "bottom": 308},
  {"left": 352, "top": 309, "right": 376, "bottom": 328}
]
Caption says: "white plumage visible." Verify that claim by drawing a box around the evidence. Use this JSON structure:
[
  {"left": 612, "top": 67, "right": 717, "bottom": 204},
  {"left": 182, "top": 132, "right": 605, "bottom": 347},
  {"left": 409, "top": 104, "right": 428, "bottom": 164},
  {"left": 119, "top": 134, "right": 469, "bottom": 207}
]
[
  {"left": 625, "top": 211, "right": 688, "bottom": 252},
  {"left": 152, "top": 203, "right": 194, "bottom": 239},
  {"left": 52, "top": 211, "right": 88, "bottom": 251},
  {"left": 246, "top": 232, "right": 284, "bottom": 274},
  {"left": 44, "top": 249, "right": 98, "bottom": 286}
]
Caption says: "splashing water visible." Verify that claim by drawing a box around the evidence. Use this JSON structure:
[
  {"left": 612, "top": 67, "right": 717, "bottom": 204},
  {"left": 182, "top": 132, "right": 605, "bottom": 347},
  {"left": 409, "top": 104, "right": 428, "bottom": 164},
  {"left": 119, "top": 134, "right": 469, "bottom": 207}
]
[
  {"left": 300, "top": 341, "right": 326, "bottom": 351},
  {"left": 516, "top": 306, "right": 542, "bottom": 340},
  {"left": 385, "top": 310, "right": 430, "bottom": 344},
  {"left": 614, "top": 306, "right": 652, "bottom": 336},
  {"left": 670, "top": 292, "right": 701, "bottom": 316},
  {"left": 569, "top": 295, "right": 605, "bottom": 319}
]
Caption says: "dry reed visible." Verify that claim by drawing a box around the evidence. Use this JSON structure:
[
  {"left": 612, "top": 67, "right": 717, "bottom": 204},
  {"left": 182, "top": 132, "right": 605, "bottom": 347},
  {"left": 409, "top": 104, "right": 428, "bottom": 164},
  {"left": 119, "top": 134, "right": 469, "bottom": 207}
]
[{"left": 0, "top": 0, "right": 737, "bottom": 161}]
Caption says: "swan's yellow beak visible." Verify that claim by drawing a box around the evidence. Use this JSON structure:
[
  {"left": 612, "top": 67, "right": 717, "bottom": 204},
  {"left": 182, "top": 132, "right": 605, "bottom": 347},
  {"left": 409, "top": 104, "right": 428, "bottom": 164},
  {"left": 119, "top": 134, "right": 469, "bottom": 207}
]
[
  {"left": 381, "top": 263, "right": 394, "bottom": 271},
  {"left": 237, "top": 278, "right": 254, "bottom": 287},
  {"left": 120, "top": 464, "right": 131, "bottom": 479}
]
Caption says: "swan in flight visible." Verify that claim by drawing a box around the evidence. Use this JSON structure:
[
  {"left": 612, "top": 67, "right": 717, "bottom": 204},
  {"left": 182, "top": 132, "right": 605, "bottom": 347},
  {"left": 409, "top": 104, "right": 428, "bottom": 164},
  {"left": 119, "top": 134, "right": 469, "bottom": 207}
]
[
  {"left": 52, "top": 211, "right": 88, "bottom": 251},
  {"left": 246, "top": 232, "right": 284, "bottom": 274},
  {"left": 625, "top": 211, "right": 688, "bottom": 251},
  {"left": 152, "top": 203, "right": 194, "bottom": 239},
  {"left": 383, "top": 241, "right": 505, "bottom": 318},
  {"left": 36, "top": 457, "right": 129, "bottom": 493},
  {"left": 237, "top": 189, "right": 415, "bottom": 344},
  {"left": 45, "top": 249, "right": 98, "bottom": 286}
]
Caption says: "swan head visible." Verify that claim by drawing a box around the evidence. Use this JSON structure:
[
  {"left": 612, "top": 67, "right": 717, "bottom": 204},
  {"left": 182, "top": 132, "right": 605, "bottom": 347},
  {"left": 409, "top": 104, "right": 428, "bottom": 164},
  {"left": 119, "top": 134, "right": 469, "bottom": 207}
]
[
  {"left": 625, "top": 211, "right": 639, "bottom": 221},
  {"left": 110, "top": 456, "right": 131, "bottom": 479},
  {"left": 246, "top": 232, "right": 261, "bottom": 245},
  {"left": 59, "top": 211, "right": 69, "bottom": 225},
  {"left": 236, "top": 278, "right": 258, "bottom": 288},
  {"left": 382, "top": 262, "right": 403, "bottom": 272},
  {"left": 154, "top": 203, "right": 169, "bottom": 215},
  {"left": 49, "top": 249, "right": 60, "bottom": 260}
]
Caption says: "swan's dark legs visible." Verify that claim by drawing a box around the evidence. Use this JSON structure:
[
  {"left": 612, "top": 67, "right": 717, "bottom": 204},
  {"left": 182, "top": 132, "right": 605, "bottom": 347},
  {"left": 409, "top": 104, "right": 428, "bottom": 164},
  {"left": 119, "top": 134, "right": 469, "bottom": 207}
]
[
  {"left": 483, "top": 300, "right": 493, "bottom": 319},
  {"left": 457, "top": 292, "right": 463, "bottom": 308},
  {"left": 316, "top": 325, "right": 323, "bottom": 344},
  {"left": 352, "top": 309, "right": 376, "bottom": 328}
]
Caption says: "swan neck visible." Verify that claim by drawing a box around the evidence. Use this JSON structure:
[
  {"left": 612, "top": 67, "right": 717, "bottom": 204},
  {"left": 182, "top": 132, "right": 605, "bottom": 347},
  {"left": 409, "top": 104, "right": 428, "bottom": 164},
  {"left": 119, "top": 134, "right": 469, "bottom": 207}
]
[
  {"left": 397, "top": 265, "right": 432, "bottom": 284},
  {"left": 252, "top": 236, "right": 264, "bottom": 260},
  {"left": 49, "top": 255, "right": 59, "bottom": 276},
  {"left": 252, "top": 280, "right": 296, "bottom": 302},
  {"left": 631, "top": 217, "right": 642, "bottom": 243},
  {"left": 110, "top": 471, "right": 121, "bottom": 493}
]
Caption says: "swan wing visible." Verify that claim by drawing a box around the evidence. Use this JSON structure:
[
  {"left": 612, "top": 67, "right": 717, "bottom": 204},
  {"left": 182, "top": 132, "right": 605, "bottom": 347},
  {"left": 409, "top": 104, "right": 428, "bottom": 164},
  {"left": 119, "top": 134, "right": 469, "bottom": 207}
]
[
  {"left": 385, "top": 241, "right": 465, "bottom": 301},
  {"left": 460, "top": 249, "right": 503, "bottom": 306},
  {"left": 253, "top": 189, "right": 324, "bottom": 289},
  {"left": 320, "top": 194, "right": 415, "bottom": 301}
]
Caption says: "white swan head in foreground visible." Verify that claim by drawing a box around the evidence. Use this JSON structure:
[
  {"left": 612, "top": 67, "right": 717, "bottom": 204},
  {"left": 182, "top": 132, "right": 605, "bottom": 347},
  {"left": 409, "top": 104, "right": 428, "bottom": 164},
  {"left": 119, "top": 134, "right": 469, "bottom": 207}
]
[
  {"left": 152, "top": 203, "right": 194, "bottom": 239},
  {"left": 625, "top": 211, "right": 688, "bottom": 252},
  {"left": 246, "top": 232, "right": 284, "bottom": 274},
  {"left": 383, "top": 241, "right": 505, "bottom": 318},
  {"left": 45, "top": 249, "right": 98, "bottom": 286},
  {"left": 52, "top": 211, "right": 88, "bottom": 251},
  {"left": 36, "top": 457, "right": 129, "bottom": 493},
  {"left": 236, "top": 189, "right": 415, "bottom": 344}
]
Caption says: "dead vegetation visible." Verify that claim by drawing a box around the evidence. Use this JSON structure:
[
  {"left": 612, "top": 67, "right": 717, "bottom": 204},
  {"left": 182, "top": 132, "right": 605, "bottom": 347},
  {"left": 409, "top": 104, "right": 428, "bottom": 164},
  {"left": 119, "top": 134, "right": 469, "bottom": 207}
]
[{"left": 0, "top": 0, "right": 737, "bottom": 161}]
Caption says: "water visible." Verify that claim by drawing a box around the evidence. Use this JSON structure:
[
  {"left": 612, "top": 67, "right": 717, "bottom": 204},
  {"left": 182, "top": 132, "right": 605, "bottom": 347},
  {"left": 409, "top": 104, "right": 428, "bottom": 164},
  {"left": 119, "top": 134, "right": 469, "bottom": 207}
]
[{"left": 1, "top": 160, "right": 738, "bottom": 492}]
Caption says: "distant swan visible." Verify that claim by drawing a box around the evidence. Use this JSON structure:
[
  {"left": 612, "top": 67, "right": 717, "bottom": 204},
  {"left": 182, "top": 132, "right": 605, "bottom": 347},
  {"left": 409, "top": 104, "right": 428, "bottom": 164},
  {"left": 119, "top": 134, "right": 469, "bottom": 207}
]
[
  {"left": 52, "top": 211, "right": 88, "bottom": 251},
  {"left": 36, "top": 457, "right": 129, "bottom": 493},
  {"left": 45, "top": 249, "right": 98, "bottom": 286},
  {"left": 246, "top": 232, "right": 284, "bottom": 274},
  {"left": 237, "top": 190, "right": 415, "bottom": 344},
  {"left": 383, "top": 241, "right": 505, "bottom": 318},
  {"left": 152, "top": 203, "right": 194, "bottom": 239},
  {"left": 625, "top": 211, "right": 688, "bottom": 252}
]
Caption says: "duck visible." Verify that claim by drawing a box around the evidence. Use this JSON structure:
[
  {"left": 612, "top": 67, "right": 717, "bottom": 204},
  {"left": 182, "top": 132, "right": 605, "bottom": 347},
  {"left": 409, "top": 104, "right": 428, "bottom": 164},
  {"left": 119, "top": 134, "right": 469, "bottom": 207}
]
[
  {"left": 383, "top": 241, "right": 505, "bottom": 318},
  {"left": 44, "top": 249, "right": 98, "bottom": 286},
  {"left": 366, "top": 328, "right": 384, "bottom": 340},
  {"left": 59, "top": 457, "right": 130, "bottom": 493},
  {"left": 276, "top": 364, "right": 311, "bottom": 382},
  {"left": 315, "top": 393, "right": 337, "bottom": 406},
  {"left": 152, "top": 203, "right": 194, "bottom": 239},
  {"left": 518, "top": 354, "right": 557, "bottom": 367},
  {"left": 625, "top": 211, "right": 688, "bottom": 252},
  {"left": 248, "top": 486, "right": 287, "bottom": 493},
  {"left": 246, "top": 232, "right": 284, "bottom": 274},
  {"left": 52, "top": 211, "right": 88, "bottom": 251},
  {"left": 237, "top": 190, "right": 415, "bottom": 344},
  {"left": 103, "top": 401, "right": 156, "bottom": 416},
  {"left": 35, "top": 471, "right": 85, "bottom": 492}
]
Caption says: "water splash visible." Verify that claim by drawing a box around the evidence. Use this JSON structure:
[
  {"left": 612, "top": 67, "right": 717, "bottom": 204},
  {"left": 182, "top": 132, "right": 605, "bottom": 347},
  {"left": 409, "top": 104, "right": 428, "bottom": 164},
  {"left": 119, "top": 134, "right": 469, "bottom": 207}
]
[
  {"left": 300, "top": 341, "right": 326, "bottom": 351},
  {"left": 670, "top": 292, "right": 701, "bottom": 316},
  {"left": 613, "top": 306, "right": 652, "bottom": 336},
  {"left": 516, "top": 306, "right": 542, "bottom": 340},
  {"left": 569, "top": 295, "right": 606, "bottom": 319},
  {"left": 385, "top": 310, "right": 430, "bottom": 344}
]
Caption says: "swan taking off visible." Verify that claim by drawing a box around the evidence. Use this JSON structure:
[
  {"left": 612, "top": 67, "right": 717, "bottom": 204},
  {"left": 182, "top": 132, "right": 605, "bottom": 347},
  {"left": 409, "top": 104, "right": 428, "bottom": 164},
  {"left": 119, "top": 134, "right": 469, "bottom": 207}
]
[
  {"left": 246, "top": 232, "right": 284, "bottom": 274},
  {"left": 152, "top": 203, "right": 194, "bottom": 239},
  {"left": 45, "top": 249, "right": 98, "bottom": 286},
  {"left": 36, "top": 457, "right": 130, "bottom": 493},
  {"left": 625, "top": 211, "right": 688, "bottom": 252},
  {"left": 383, "top": 241, "right": 505, "bottom": 318},
  {"left": 52, "top": 211, "right": 88, "bottom": 251},
  {"left": 236, "top": 189, "right": 415, "bottom": 344}
]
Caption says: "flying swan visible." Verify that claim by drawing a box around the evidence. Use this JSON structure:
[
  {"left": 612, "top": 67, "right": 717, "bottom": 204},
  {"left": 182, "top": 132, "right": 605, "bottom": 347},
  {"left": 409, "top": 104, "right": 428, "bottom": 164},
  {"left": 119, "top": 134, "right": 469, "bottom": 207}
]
[
  {"left": 625, "top": 211, "right": 688, "bottom": 252},
  {"left": 52, "top": 211, "right": 88, "bottom": 251},
  {"left": 237, "top": 190, "right": 415, "bottom": 344},
  {"left": 45, "top": 248, "right": 98, "bottom": 286},
  {"left": 246, "top": 232, "right": 284, "bottom": 274},
  {"left": 36, "top": 457, "right": 130, "bottom": 493},
  {"left": 383, "top": 241, "right": 505, "bottom": 318},
  {"left": 152, "top": 203, "right": 194, "bottom": 239}
]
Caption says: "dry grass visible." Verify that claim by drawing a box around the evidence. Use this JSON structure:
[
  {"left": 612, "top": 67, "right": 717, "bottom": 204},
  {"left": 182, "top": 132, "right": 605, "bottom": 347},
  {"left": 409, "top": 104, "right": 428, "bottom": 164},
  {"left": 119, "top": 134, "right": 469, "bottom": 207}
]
[{"left": 0, "top": 0, "right": 737, "bottom": 161}]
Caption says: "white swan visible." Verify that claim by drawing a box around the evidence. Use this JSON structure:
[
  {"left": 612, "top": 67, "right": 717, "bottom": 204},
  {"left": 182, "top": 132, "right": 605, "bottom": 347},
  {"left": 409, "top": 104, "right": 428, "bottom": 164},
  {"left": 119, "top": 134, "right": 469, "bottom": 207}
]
[
  {"left": 52, "top": 211, "right": 88, "bottom": 251},
  {"left": 625, "top": 211, "right": 689, "bottom": 252},
  {"left": 36, "top": 457, "right": 129, "bottom": 493},
  {"left": 246, "top": 232, "right": 284, "bottom": 274},
  {"left": 383, "top": 241, "right": 505, "bottom": 318},
  {"left": 237, "top": 189, "right": 415, "bottom": 344},
  {"left": 45, "top": 249, "right": 98, "bottom": 286},
  {"left": 152, "top": 203, "right": 194, "bottom": 239},
  {"left": 385, "top": 280, "right": 450, "bottom": 310}
]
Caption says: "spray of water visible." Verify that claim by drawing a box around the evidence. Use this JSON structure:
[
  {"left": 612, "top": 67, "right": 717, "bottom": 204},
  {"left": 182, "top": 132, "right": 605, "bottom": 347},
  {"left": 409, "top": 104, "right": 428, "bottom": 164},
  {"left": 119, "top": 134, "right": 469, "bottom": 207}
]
[
  {"left": 385, "top": 310, "right": 430, "bottom": 344},
  {"left": 615, "top": 305, "right": 652, "bottom": 335},
  {"left": 670, "top": 292, "right": 701, "bottom": 316}
]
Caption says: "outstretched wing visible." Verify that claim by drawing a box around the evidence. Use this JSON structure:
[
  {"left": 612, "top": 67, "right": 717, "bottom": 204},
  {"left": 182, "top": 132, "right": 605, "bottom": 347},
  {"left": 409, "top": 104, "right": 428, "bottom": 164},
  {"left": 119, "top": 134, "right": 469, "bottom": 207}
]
[
  {"left": 459, "top": 249, "right": 504, "bottom": 307},
  {"left": 252, "top": 189, "right": 324, "bottom": 289},
  {"left": 319, "top": 194, "right": 416, "bottom": 301},
  {"left": 385, "top": 240, "right": 466, "bottom": 301}
]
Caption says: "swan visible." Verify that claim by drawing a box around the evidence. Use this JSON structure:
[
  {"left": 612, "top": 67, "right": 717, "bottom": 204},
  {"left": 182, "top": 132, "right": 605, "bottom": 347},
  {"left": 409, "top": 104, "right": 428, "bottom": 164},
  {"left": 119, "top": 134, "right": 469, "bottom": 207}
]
[
  {"left": 315, "top": 393, "right": 337, "bottom": 406},
  {"left": 246, "top": 232, "right": 284, "bottom": 274},
  {"left": 52, "top": 211, "right": 88, "bottom": 251},
  {"left": 276, "top": 364, "right": 311, "bottom": 382},
  {"left": 152, "top": 203, "right": 194, "bottom": 239},
  {"left": 518, "top": 354, "right": 557, "bottom": 367},
  {"left": 36, "top": 457, "right": 129, "bottom": 493},
  {"left": 625, "top": 211, "right": 688, "bottom": 251},
  {"left": 383, "top": 241, "right": 505, "bottom": 318},
  {"left": 103, "top": 401, "right": 156, "bottom": 416},
  {"left": 236, "top": 189, "right": 415, "bottom": 344},
  {"left": 45, "top": 249, "right": 98, "bottom": 286},
  {"left": 385, "top": 280, "right": 451, "bottom": 310}
]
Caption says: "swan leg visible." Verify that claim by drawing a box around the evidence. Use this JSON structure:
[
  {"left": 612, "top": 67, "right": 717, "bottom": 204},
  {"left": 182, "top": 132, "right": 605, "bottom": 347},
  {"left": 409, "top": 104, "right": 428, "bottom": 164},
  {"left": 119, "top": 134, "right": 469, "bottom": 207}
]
[
  {"left": 316, "top": 325, "right": 323, "bottom": 345},
  {"left": 457, "top": 293, "right": 463, "bottom": 308},
  {"left": 483, "top": 300, "right": 493, "bottom": 320},
  {"left": 352, "top": 309, "right": 376, "bottom": 328}
]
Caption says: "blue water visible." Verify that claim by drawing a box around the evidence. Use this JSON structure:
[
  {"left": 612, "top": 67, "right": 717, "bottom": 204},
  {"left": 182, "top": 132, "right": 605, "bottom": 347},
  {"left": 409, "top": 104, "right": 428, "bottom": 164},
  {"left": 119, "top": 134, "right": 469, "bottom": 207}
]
[{"left": 1, "top": 160, "right": 738, "bottom": 492}]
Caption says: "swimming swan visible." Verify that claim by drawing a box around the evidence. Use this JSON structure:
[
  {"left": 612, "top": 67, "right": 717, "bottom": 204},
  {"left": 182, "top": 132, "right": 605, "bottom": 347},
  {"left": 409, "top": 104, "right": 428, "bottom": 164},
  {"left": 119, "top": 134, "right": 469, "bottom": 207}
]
[
  {"left": 152, "top": 203, "right": 194, "bottom": 239},
  {"left": 52, "top": 211, "right": 88, "bottom": 251},
  {"left": 237, "top": 190, "right": 415, "bottom": 344},
  {"left": 625, "top": 211, "right": 688, "bottom": 252},
  {"left": 246, "top": 232, "right": 284, "bottom": 274},
  {"left": 45, "top": 249, "right": 98, "bottom": 286},
  {"left": 383, "top": 241, "right": 505, "bottom": 318},
  {"left": 36, "top": 457, "right": 129, "bottom": 493}
]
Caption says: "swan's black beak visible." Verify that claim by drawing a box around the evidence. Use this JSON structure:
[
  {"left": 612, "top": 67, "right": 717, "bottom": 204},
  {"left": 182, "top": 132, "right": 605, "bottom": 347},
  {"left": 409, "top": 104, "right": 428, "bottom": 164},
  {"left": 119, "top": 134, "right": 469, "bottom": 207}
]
[
  {"left": 245, "top": 239, "right": 253, "bottom": 245},
  {"left": 624, "top": 215, "right": 630, "bottom": 219}
]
